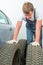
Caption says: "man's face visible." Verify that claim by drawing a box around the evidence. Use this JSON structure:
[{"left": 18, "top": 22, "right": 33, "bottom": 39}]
[{"left": 24, "top": 11, "right": 33, "bottom": 19}]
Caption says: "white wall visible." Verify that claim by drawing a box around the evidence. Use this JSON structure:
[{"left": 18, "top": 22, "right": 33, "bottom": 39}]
[
  {"left": 0, "top": 0, "right": 43, "bottom": 41},
  {"left": 0, "top": 0, "right": 43, "bottom": 26}
]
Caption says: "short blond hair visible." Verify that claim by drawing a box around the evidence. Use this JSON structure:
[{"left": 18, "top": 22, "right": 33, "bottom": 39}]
[{"left": 22, "top": 2, "right": 34, "bottom": 14}]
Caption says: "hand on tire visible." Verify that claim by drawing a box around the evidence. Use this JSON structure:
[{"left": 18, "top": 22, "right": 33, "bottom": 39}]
[
  {"left": 30, "top": 42, "right": 40, "bottom": 46},
  {"left": 6, "top": 40, "right": 17, "bottom": 44}
]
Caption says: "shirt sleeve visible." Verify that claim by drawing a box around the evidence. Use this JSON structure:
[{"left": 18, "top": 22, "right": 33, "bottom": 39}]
[
  {"left": 16, "top": 11, "right": 26, "bottom": 22},
  {"left": 16, "top": 12, "right": 23, "bottom": 21},
  {"left": 35, "top": 9, "right": 42, "bottom": 20}
]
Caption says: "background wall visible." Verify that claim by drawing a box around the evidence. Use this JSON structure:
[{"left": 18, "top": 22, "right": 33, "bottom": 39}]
[
  {"left": 0, "top": 0, "right": 43, "bottom": 41},
  {"left": 0, "top": 0, "right": 43, "bottom": 26}
]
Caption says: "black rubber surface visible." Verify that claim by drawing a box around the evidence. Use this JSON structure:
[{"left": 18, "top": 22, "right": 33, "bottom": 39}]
[
  {"left": 26, "top": 44, "right": 43, "bottom": 65},
  {"left": 18, "top": 39, "right": 27, "bottom": 65},
  {"left": 0, "top": 42, "right": 21, "bottom": 65}
]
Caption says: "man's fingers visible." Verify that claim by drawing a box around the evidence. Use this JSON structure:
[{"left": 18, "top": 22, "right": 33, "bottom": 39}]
[
  {"left": 30, "top": 42, "right": 40, "bottom": 46},
  {"left": 6, "top": 40, "right": 17, "bottom": 44}
]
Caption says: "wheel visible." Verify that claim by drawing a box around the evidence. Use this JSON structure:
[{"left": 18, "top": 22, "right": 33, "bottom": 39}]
[
  {"left": 18, "top": 39, "right": 27, "bottom": 65},
  {"left": 0, "top": 42, "right": 21, "bottom": 65},
  {"left": 26, "top": 44, "right": 43, "bottom": 65}
]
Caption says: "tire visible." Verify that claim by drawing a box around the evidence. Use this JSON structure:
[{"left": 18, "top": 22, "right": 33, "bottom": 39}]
[
  {"left": 0, "top": 42, "right": 21, "bottom": 65},
  {"left": 18, "top": 39, "right": 27, "bottom": 65},
  {"left": 12, "top": 49, "right": 21, "bottom": 65},
  {"left": 26, "top": 44, "right": 43, "bottom": 65}
]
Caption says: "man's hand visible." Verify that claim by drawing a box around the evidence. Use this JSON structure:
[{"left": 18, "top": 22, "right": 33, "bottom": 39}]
[
  {"left": 30, "top": 42, "right": 40, "bottom": 46},
  {"left": 6, "top": 40, "right": 17, "bottom": 44}
]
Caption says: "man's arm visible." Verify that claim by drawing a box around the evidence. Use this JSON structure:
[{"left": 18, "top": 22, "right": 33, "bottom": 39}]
[
  {"left": 6, "top": 21, "right": 22, "bottom": 44},
  {"left": 31, "top": 20, "right": 42, "bottom": 46},
  {"left": 13, "top": 21, "right": 22, "bottom": 40},
  {"left": 35, "top": 20, "right": 42, "bottom": 43}
]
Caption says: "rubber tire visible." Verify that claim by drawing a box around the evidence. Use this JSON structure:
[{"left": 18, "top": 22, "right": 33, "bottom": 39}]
[
  {"left": 0, "top": 42, "right": 21, "bottom": 65},
  {"left": 26, "top": 44, "right": 43, "bottom": 65},
  {"left": 18, "top": 39, "right": 27, "bottom": 65},
  {"left": 12, "top": 49, "right": 21, "bottom": 65}
]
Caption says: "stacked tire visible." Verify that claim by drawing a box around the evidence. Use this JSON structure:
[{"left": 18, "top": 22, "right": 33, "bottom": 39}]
[
  {"left": 0, "top": 42, "right": 21, "bottom": 65},
  {"left": 0, "top": 39, "right": 26, "bottom": 65},
  {"left": 26, "top": 44, "right": 43, "bottom": 65}
]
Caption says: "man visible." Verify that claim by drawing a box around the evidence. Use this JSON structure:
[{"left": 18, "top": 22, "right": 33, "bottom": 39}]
[{"left": 7, "top": 2, "right": 42, "bottom": 46}]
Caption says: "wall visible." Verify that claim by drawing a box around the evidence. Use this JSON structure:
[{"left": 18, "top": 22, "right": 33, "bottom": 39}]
[{"left": 0, "top": 0, "right": 43, "bottom": 26}]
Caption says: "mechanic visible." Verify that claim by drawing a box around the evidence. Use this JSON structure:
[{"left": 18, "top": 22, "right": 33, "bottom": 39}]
[{"left": 7, "top": 2, "right": 42, "bottom": 46}]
